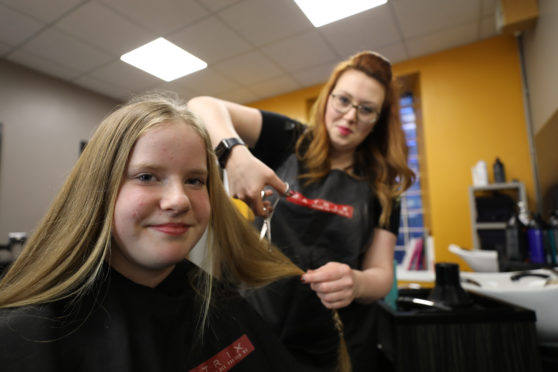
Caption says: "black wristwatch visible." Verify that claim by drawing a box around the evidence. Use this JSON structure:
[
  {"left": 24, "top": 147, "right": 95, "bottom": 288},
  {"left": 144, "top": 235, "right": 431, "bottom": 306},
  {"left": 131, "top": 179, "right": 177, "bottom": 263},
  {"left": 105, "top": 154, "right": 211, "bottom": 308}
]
[{"left": 214, "top": 137, "right": 245, "bottom": 168}]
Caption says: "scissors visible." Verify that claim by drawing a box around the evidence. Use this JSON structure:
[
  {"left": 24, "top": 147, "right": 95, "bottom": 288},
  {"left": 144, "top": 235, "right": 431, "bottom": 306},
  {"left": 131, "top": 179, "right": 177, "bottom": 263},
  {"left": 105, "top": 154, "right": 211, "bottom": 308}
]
[{"left": 260, "top": 183, "right": 294, "bottom": 243}]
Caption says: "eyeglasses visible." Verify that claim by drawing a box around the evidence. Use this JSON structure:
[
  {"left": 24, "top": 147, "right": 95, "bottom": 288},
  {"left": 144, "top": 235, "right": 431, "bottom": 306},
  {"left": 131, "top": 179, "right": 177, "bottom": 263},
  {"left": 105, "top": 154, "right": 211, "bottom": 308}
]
[{"left": 330, "top": 93, "right": 380, "bottom": 124}]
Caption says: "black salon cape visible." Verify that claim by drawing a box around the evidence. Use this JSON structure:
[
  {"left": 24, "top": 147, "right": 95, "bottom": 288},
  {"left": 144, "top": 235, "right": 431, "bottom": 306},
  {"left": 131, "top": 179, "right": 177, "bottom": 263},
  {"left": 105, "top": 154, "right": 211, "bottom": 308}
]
[
  {"left": 246, "top": 111, "right": 400, "bottom": 372},
  {"left": 0, "top": 260, "right": 304, "bottom": 372}
]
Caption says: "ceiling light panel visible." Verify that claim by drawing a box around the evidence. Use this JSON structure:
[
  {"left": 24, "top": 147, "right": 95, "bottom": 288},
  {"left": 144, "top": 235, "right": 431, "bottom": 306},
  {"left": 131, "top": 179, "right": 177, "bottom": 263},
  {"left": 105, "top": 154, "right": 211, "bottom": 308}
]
[
  {"left": 294, "top": 0, "right": 388, "bottom": 27},
  {"left": 120, "top": 37, "right": 207, "bottom": 82}
]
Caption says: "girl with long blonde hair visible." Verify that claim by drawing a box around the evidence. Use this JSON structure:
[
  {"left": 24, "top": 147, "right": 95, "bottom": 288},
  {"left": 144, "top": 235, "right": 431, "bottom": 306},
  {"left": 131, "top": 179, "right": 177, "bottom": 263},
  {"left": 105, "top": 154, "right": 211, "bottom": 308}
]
[{"left": 0, "top": 92, "right": 307, "bottom": 371}]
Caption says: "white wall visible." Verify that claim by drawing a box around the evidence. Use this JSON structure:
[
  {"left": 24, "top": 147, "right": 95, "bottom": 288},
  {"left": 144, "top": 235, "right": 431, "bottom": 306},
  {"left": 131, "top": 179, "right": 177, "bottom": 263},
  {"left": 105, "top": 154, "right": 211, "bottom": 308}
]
[
  {"left": 0, "top": 59, "right": 119, "bottom": 242},
  {"left": 522, "top": 0, "right": 558, "bottom": 134}
]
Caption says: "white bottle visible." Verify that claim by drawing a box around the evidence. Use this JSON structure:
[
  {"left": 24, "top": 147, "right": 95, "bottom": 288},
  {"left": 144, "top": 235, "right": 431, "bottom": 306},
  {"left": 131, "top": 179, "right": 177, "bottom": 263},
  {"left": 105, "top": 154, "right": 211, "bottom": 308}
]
[
  {"left": 472, "top": 160, "right": 488, "bottom": 186},
  {"left": 517, "top": 201, "right": 531, "bottom": 226}
]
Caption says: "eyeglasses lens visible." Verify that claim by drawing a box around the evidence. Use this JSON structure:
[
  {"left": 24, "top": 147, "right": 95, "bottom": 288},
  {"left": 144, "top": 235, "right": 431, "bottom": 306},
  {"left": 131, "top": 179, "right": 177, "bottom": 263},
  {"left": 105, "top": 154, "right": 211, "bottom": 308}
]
[{"left": 332, "top": 94, "right": 377, "bottom": 124}]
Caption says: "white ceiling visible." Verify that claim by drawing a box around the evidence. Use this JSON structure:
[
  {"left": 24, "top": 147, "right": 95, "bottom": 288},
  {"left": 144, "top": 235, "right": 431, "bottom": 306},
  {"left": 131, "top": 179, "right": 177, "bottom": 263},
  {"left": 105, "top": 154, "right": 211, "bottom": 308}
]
[{"left": 0, "top": 0, "right": 499, "bottom": 103}]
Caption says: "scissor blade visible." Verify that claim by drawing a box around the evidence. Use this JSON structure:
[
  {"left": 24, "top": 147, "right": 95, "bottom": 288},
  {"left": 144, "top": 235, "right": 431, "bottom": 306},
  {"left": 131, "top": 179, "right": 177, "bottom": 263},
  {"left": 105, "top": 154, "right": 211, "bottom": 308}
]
[{"left": 260, "top": 222, "right": 268, "bottom": 239}]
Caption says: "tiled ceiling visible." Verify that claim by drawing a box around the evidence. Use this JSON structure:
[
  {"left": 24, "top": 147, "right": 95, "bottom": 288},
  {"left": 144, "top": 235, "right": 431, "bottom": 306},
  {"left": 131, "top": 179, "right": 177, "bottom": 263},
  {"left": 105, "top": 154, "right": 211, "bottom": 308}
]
[{"left": 0, "top": 0, "right": 499, "bottom": 103}]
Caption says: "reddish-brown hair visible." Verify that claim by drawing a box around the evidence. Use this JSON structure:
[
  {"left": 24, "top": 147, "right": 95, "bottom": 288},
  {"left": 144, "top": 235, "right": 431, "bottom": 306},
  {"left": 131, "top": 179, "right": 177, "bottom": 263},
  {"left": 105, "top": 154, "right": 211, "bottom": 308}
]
[{"left": 297, "top": 51, "right": 415, "bottom": 226}]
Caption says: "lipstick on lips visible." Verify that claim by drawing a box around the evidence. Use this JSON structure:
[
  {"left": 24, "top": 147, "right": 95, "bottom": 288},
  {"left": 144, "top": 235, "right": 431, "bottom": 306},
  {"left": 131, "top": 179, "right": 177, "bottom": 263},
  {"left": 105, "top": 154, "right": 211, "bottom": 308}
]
[
  {"left": 337, "top": 125, "right": 352, "bottom": 136},
  {"left": 151, "top": 223, "right": 189, "bottom": 236}
]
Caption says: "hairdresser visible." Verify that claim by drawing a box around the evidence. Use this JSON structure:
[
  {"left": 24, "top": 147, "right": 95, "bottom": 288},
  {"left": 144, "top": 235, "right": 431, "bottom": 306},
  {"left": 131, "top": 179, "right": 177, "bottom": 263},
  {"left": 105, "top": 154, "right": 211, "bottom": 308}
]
[{"left": 188, "top": 51, "right": 414, "bottom": 371}]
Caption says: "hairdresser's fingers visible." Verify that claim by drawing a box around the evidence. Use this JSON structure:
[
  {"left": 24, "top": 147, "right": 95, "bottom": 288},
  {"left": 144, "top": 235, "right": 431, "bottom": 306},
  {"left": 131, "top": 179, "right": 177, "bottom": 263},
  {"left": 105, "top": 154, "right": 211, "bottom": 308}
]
[
  {"left": 231, "top": 179, "right": 271, "bottom": 217},
  {"left": 315, "top": 276, "right": 356, "bottom": 309},
  {"left": 247, "top": 175, "right": 287, "bottom": 216},
  {"left": 265, "top": 172, "right": 289, "bottom": 197},
  {"left": 310, "top": 278, "right": 354, "bottom": 303},
  {"left": 261, "top": 199, "right": 273, "bottom": 214},
  {"left": 301, "top": 262, "right": 352, "bottom": 284},
  {"left": 310, "top": 279, "right": 350, "bottom": 294},
  {"left": 313, "top": 283, "right": 353, "bottom": 301},
  {"left": 318, "top": 295, "right": 352, "bottom": 310},
  {"left": 304, "top": 263, "right": 357, "bottom": 309},
  {"left": 225, "top": 149, "right": 281, "bottom": 217},
  {"left": 246, "top": 188, "right": 267, "bottom": 217},
  {"left": 251, "top": 178, "right": 284, "bottom": 217}
]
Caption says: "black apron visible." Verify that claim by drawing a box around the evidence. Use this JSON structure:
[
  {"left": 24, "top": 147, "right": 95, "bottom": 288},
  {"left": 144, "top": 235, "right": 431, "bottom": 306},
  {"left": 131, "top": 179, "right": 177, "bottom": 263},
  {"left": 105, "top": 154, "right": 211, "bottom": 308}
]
[{"left": 247, "top": 154, "right": 380, "bottom": 371}]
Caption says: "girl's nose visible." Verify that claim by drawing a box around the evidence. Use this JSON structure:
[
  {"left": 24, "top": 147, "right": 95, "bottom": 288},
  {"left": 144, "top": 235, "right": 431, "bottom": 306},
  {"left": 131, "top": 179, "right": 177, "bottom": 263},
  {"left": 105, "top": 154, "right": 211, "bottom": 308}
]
[{"left": 160, "top": 181, "right": 190, "bottom": 213}]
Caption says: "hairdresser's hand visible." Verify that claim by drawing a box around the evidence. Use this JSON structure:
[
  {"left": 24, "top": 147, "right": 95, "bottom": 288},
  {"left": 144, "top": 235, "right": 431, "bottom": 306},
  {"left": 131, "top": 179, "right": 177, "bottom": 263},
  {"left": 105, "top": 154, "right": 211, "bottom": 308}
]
[
  {"left": 301, "top": 262, "right": 358, "bottom": 310},
  {"left": 225, "top": 145, "right": 287, "bottom": 217}
]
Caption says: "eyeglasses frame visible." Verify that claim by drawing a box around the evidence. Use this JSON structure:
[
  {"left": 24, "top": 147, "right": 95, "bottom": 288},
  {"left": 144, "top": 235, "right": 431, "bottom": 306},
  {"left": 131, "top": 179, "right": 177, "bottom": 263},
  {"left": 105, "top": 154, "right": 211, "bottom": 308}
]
[{"left": 329, "top": 93, "right": 380, "bottom": 125}]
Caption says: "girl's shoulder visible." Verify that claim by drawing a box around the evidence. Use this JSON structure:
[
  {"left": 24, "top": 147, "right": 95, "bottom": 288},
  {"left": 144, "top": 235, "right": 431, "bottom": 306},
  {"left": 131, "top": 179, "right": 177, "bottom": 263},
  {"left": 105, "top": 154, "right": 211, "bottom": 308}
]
[
  {"left": 0, "top": 302, "right": 74, "bottom": 369},
  {"left": 0, "top": 301, "right": 64, "bottom": 334}
]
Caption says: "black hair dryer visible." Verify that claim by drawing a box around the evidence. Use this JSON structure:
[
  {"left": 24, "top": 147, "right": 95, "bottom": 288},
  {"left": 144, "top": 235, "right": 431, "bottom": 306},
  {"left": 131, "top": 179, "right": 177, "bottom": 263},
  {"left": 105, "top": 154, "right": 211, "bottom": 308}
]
[{"left": 428, "top": 263, "right": 473, "bottom": 308}]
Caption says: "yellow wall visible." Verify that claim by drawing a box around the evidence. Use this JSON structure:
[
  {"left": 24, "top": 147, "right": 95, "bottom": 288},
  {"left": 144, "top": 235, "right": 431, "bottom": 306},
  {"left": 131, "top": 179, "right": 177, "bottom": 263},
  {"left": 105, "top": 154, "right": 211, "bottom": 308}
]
[
  {"left": 248, "top": 84, "right": 322, "bottom": 122},
  {"left": 249, "top": 35, "right": 535, "bottom": 271}
]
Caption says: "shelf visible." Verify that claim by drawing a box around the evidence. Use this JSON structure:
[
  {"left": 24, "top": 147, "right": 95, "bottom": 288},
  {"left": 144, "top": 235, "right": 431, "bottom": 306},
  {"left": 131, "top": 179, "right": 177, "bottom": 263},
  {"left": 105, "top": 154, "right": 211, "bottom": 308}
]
[
  {"left": 469, "top": 182, "right": 527, "bottom": 250},
  {"left": 471, "top": 182, "right": 524, "bottom": 191},
  {"left": 474, "top": 222, "right": 507, "bottom": 229}
]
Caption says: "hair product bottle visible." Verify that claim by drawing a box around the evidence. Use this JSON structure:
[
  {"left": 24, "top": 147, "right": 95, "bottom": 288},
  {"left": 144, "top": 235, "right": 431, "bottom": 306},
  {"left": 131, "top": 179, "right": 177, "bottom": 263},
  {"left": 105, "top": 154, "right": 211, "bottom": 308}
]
[
  {"left": 472, "top": 160, "right": 488, "bottom": 186},
  {"left": 547, "top": 211, "right": 558, "bottom": 265},
  {"left": 504, "top": 209, "right": 528, "bottom": 263},
  {"left": 492, "top": 158, "right": 506, "bottom": 183},
  {"left": 527, "top": 213, "right": 546, "bottom": 264},
  {"left": 493, "top": 157, "right": 506, "bottom": 183}
]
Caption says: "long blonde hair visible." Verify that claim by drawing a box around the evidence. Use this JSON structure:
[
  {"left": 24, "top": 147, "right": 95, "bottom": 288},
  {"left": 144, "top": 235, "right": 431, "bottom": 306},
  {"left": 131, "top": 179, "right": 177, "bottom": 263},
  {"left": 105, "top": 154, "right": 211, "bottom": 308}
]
[
  {"left": 297, "top": 51, "right": 415, "bottom": 226},
  {"left": 0, "top": 92, "right": 301, "bottom": 308},
  {"left": 0, "top": 92, "right": 351, "bottom": 372}
]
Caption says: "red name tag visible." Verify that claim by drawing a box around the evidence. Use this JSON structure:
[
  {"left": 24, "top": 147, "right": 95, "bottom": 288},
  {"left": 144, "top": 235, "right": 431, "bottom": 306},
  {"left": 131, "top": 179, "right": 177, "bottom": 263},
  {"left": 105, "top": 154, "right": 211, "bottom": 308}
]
[
  {"left": 286, "top": 191, "right": 354, "bottom": 218},
  {"left": 189, "top": 334, "right": 255, "bottom": 372}
]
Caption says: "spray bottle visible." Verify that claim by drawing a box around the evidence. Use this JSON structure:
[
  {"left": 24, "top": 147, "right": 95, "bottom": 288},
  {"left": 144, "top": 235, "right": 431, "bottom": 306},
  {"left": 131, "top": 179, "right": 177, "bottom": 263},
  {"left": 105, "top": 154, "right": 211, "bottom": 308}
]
[
  {"left": 528, "top": 213, "right": 546, "bottom": 264},
  {"left": 493, "top": 157, "right": 506, "bottom": 183},
  {"left": 547, "top": 211, "right": 558, "bottom": 265},
  {"left": 504, "top": 204, "right": 528, "bottom": 263}
]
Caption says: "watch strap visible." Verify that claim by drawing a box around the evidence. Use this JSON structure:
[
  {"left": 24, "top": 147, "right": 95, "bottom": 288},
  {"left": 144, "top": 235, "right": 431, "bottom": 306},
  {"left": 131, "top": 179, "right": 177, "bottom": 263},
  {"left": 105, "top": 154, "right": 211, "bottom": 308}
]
[{"left": 215, "top": 137, "right": 245, "bottom": 168}]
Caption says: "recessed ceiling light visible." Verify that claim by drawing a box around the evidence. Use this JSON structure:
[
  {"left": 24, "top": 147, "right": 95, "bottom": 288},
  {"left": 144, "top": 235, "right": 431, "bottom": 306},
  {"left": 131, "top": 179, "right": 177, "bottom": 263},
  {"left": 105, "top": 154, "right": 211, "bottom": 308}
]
[
  {"left": 294, "top": 0, "right": 387, "bottom": 27},
  {"left": 120, "top": 37, "right": 207, "bottom": 82}
]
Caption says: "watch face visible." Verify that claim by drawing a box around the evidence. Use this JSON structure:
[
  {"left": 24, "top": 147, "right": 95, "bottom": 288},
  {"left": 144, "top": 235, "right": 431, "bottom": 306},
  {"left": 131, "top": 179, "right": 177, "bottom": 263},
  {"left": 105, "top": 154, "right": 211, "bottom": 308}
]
[
  {"left": 215, "top": 141, "right": 227, "bottom": 157},
  {"left": 215, "top": 138, "right": 245, "bottom": 167}
]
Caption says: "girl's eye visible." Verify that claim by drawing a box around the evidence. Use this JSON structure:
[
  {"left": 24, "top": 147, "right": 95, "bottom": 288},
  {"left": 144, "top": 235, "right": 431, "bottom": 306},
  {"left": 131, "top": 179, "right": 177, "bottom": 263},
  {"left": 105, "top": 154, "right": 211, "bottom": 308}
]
[
  {"left": 137, "top": 173, "right": 155, "bottom": 182},
  {"left": 187, "top": 177, "right": 207, "bottom": 187}
]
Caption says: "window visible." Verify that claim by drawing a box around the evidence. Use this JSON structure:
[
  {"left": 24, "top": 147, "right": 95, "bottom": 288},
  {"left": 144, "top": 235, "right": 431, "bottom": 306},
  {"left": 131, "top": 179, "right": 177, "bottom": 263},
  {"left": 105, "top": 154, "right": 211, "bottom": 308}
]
[{"left": 394, "top": 92, "right": 426, "bottom": 264}]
